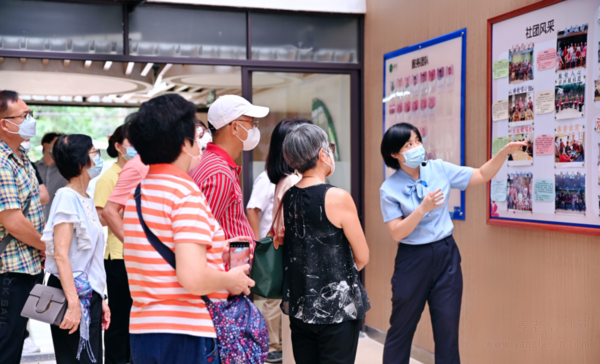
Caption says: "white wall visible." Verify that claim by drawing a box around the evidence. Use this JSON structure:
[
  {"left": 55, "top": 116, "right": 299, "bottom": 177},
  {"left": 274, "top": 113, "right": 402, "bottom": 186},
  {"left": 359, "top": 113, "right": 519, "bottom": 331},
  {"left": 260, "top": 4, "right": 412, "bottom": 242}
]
[{"left": 146, "top": 0, "right": 366, "bottom": 14}]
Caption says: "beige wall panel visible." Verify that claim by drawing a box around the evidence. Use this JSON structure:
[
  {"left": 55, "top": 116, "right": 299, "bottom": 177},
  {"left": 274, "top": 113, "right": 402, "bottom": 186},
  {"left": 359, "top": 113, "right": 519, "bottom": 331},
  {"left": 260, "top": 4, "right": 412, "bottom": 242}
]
[{"left": 364, "top": 0, "right": 600, "bottom": 362}]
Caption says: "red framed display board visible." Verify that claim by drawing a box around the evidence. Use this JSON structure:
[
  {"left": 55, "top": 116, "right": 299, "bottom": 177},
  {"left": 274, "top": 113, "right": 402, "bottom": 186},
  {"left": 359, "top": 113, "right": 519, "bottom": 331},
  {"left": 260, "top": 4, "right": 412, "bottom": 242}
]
[{"left": 487, "top": 0, "right": 600, "bottom": 235}]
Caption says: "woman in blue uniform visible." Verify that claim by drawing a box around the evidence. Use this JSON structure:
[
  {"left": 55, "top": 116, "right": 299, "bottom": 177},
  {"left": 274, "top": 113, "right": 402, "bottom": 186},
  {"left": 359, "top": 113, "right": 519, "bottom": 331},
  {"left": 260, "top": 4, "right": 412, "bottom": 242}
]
[{"left": 379, "top": 123, "right": 524, "bottom": 364}]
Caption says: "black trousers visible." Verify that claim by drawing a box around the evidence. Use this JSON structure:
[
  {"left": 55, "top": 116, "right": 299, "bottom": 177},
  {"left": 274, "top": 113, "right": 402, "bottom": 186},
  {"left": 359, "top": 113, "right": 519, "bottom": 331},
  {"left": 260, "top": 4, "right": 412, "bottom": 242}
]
[
  {"left": 104, "top": 258, "right": 133, "bottom": 364},
  {"left": 383, "top": 236, "right": 463, "bottom": 364},
  {"left": 0, "top": 272, "right": 40, "bottom": 364},
  {"left": 289, "top": 317, "right": 360, "bottom": 364},
  {"left": 48, "top": 275, "right": 103, "bottom": 364}
]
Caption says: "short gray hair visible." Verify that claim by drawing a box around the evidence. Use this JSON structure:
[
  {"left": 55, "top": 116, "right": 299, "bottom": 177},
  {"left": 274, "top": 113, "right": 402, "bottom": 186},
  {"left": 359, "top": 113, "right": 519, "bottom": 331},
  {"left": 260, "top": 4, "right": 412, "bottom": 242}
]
[{"left": 282, "top": 124, "right": 329, "bottom": 173}]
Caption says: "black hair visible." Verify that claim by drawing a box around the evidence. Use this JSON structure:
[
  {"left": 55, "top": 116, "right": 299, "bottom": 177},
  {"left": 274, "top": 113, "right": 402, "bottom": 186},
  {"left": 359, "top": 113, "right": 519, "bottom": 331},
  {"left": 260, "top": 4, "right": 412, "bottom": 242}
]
[
  {"left": 53, "top": 134, "right": 93, "bottom": 181},
  {"left": 266, "top": 118, "right": 313, "bottom": 184},
  {"left": 0, "top": 90, "right": 19, "bottom": 115},
  {"left": 208, "top": 122, "right": 218, "bottom": 135},
  {"left": 381, "top": 123, "right": 422, "bottom": 170},
  {"left": 107, "top": 125, "right": 125, "bottom": 158},
  {"left": 41, "top": 132, "right": 63, "bottom": 146},
  {"left": 128, "top": 94, "right": 196, "bottom": 165}
]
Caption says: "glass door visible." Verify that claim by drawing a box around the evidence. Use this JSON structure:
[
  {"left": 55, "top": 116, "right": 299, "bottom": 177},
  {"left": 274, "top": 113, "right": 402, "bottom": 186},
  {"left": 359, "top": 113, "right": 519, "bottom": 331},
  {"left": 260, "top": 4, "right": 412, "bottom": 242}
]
[{"left": 248, "top": 71, "right": 353, "bottom": 193}]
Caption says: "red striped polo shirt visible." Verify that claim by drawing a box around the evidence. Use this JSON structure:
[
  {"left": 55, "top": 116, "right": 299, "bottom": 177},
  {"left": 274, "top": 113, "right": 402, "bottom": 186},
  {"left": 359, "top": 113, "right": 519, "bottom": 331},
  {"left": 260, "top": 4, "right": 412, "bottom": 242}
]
[
  {"left": 189, "top": 143, "right": 255, "bottom": 241},
  {"left": 123, "top": 163, "right": 228, "bottom": 337}
]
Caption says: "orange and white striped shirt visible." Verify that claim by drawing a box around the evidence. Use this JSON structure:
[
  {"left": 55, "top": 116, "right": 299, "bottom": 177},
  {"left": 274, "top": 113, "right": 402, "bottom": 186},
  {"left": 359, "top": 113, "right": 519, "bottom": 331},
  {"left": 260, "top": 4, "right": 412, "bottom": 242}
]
[{"left": 123, "top": 163, "right": 227, "bottom": 338}]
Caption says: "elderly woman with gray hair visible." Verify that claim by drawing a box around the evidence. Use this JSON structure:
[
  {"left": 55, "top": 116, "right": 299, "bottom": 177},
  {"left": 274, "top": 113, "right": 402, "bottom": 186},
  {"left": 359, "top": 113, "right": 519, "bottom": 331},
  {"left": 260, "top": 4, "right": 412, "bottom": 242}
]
[{"left": 280, "top": 124, "right": 370, "bottom": 364}]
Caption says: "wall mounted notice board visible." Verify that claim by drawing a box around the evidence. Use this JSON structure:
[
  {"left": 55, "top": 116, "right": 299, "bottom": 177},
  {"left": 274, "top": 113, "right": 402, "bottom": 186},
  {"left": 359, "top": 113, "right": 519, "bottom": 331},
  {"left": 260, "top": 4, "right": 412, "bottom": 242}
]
[
  {"left": 383, "top": 29, "right": 467, "bottom": 220},
  {"left": 487, "top": 0, "right": 600, "bottom": 235}
]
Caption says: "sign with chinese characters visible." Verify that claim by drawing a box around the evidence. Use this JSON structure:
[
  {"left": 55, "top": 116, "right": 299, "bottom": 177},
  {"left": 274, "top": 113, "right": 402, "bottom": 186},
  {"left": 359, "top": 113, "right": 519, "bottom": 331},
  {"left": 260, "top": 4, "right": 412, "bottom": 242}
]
[
  {"left": 411, "top": 56, "right": 429, "bottom": 69},
  {"left": 555, "top": 70, "right": 585, "bottom": 86},
  {"left": 525, "top": 20, "right": 555, "bottom": 38},
  {"left": 488, "top": 0, "right": 600, "bottom": 232}
]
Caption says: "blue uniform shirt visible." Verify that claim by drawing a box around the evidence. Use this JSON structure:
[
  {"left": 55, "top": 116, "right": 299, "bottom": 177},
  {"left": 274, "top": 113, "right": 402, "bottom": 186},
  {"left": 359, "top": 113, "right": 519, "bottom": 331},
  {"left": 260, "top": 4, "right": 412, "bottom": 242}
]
[{"left": 380, "top": 159, "right": 473, "bottom": 245}]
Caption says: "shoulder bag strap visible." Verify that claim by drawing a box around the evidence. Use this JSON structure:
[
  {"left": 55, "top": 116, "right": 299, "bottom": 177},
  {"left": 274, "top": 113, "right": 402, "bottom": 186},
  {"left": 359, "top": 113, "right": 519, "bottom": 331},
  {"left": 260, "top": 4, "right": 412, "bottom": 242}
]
[
  {"left": 134, "top": 184, "right": 219, "bottom": 303},
  {"left": 134, "top": 184, "right": 176, "bottom": 269},
  {"left": 268, "top": 199, "right": 285, "bottom": 237},
  {"left": 0, "top": 193, "right": 33, "bottom": 256}
]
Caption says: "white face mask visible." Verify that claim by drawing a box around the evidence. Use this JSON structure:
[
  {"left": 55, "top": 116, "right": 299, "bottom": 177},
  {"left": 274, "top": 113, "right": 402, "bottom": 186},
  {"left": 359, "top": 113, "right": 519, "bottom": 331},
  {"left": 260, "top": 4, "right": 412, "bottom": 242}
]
[
  {"left": 6, "top": 114, "right": 37, "bottom": 140},
  {"left": 235, "top": 123, "right": 260, "bottom": 151},
  {"left": 198, "top": 132, "right": 212, "bottom": 151},
  {"left": 21, "top": 141, "right": 31, "bottom": 152},
  {"left": 323, "top": 148, "right": 336, "bottom": 177},
  {"left": 185, "top": 142, "right": 203, "bottom": 173}
]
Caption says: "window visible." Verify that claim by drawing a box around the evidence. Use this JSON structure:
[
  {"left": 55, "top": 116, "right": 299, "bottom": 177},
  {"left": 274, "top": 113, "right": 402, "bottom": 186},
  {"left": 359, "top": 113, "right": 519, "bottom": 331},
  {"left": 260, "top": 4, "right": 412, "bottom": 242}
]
[
  {"left": 0, "top": 1, "right": 123, "bottom": 54},
  {"left": 251, "top": 13, "right": 358, "bottom": 63},
  {"left": 128, "top": 5, "right": 247, "bottom": 59}
]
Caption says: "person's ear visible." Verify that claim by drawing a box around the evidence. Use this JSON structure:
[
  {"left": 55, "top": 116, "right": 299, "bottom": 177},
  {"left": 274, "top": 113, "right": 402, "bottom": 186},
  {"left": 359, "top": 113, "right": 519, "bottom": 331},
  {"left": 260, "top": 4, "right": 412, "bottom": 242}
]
[
  {"left": 115, "top": 142, "right": 125, "bottom": 154},
  {"left": 229, "top": 121, "right": 238, "bottom": 135},
  {"left": 391, "top": 152, "right": 405, "bottom": 163},
  {"left": 0, "top": 118, "right": 10, "bottom": 132}
]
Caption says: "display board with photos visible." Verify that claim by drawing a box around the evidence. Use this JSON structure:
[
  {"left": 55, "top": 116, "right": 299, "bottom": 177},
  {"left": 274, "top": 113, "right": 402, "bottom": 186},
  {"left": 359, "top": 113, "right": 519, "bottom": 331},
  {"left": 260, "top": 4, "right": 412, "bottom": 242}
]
[
  {"left": 487, "top": 0, "right": 600, "bottom": 234},
  {"left": 383, "top": 29, "right": 467, "bottom": 220}
]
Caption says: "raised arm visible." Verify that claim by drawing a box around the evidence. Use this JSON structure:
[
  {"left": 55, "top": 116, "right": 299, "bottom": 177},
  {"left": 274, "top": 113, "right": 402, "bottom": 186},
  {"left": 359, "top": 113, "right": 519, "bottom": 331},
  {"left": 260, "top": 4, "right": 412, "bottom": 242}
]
[
  {"left": 384, "top": 190, "right": 443, "bottom": 242},
  {"left": 176, "top": 242, "right": 254, "bottom": 296},
  {"left": 469, "top": 142, "right": 526, "bottom": 186}
]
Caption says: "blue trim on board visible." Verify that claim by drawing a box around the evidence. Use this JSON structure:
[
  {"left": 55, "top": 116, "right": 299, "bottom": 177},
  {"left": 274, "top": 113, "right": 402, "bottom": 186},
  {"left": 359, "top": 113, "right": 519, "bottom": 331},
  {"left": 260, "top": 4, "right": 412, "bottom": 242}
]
[{"left": 382, "top": 28, "right": 467, "bottom": 221}]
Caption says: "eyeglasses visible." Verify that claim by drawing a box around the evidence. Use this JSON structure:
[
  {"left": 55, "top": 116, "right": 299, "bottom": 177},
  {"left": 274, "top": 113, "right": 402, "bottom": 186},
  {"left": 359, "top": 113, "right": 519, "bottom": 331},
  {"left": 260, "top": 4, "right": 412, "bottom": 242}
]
[
  {"left": 233, "top": 118, "right": 259, "bottom": 128},
  {"left": 196, "top": 126, "right": 206, "bottom": 139},
  {"left": 328, "top": 142, "right": 336, "bottom": 154},
  {"left": 4, "top": 111, "right": 34, "bottom": 120},
  {"left": 88, "top": 149, "right": 101, "bottom": 157}
]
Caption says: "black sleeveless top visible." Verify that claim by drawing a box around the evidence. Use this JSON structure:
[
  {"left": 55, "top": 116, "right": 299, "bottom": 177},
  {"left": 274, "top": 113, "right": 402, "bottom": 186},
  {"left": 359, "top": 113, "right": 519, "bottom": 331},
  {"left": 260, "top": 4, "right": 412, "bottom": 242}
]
[{"left": 281, "top": 184, "right": 370, "bottom": 325}]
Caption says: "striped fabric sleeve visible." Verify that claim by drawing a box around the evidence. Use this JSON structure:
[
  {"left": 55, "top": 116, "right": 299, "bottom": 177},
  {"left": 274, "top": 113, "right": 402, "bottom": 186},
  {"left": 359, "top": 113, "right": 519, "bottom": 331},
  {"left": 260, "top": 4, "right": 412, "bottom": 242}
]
[
  {"left": 171, "top": 192, "right": 214, "bottom": 247},
  {"left": 199, "top": 173, "right": 235, "bottom": 223}
]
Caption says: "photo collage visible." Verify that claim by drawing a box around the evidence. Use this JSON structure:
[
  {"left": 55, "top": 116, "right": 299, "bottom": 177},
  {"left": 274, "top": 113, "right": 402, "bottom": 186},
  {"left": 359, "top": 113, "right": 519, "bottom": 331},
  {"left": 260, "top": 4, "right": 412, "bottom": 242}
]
[
  {"left": 507, "top": 126, "right": 534, "bottom": 166},
  {"left": 493, "top": 23, "right": 591, "bottom": 215},
  {"left": 387, "top": 64, "right": 455, "bottom": 124},
  {"left": 386, "top": 63, "right": 455, "bottom": 161},
  {"left": 507, "top": 172, "right": 533, "bottom": 212}
]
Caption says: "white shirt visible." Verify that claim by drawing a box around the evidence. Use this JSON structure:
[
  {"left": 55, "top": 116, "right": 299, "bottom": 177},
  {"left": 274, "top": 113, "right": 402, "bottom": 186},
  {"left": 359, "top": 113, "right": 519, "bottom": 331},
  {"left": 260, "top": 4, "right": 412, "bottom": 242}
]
[
  {"left": 42, "top": 188, "right": 107, "bottom": 295},
  {"left": 246, "top": 171, "right": 276, "bottom": 239}
]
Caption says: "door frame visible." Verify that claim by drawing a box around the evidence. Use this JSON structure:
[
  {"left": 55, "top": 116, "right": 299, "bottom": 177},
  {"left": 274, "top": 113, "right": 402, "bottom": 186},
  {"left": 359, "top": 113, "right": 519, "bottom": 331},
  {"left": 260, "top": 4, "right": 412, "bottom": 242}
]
[{"left": 240, "top": 66, "right": 364, "bottom": 225}]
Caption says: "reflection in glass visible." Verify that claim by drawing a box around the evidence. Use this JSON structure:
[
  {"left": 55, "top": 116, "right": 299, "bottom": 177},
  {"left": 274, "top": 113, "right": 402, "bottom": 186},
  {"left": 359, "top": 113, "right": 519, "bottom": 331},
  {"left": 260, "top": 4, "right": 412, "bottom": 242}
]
[
  {"left": 251, "top": 13, "right": 358, "bottom": 63},
  {"left": 0, "top": 1, "right": 123, "bottom": 54},
  {"left": 252, "top": 72, "right": 351, "bottom": 192},
  {"left": 129, "top": 6, "right": 246, "bottom": 59}
]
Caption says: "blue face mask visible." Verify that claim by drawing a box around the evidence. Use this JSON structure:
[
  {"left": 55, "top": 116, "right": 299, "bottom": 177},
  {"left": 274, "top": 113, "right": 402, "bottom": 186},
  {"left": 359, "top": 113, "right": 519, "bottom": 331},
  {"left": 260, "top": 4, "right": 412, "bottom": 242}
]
[
  {"left": 121, "top": 146, "right": 138, "bottom": 161},
  {"left": 402, "top": 145, "right": 426, "bottom": 168},
  {"left": 87, "top": 153, "right": 104, "bottom": 179},
  {"left": 6, "top": 114, "right": 37, "bottom": 139}
]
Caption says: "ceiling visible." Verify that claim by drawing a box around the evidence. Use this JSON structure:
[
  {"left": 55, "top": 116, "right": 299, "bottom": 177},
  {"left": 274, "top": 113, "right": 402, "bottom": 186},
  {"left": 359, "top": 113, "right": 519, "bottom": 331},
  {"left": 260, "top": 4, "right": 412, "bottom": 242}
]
[{"left": 0, "top": 57, "right": 300, "bottom": 108}]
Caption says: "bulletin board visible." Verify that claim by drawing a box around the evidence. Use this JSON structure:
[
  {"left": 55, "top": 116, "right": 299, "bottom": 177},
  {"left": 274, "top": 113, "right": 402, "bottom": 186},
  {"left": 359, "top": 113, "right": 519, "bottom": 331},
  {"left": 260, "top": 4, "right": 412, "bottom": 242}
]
[
  {"left": 487, "top": 0, "right": 600, "bottom": 235},
  {"left": 383, "top": 29, "right": 467, "bottom": 220}
]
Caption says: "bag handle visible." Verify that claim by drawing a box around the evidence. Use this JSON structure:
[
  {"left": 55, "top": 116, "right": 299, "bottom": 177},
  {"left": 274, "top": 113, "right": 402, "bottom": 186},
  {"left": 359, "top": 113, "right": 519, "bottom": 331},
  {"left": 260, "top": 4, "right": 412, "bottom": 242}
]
[{"left": 267, "top": 199, "right": 285, "bottom": 238}]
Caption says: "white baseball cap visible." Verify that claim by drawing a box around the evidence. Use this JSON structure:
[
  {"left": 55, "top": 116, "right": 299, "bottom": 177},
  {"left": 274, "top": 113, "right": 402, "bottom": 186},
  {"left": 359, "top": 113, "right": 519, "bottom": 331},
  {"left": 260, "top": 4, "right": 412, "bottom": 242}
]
[{"left": 207, "top": 95, "right": 269, "bottom": 130}]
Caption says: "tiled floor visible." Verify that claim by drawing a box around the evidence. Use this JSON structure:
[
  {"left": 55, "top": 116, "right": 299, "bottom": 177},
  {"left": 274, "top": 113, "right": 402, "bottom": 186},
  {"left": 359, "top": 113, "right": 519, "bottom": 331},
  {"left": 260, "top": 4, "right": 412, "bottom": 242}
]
[{"left": 22, "top": 319, "right": 422, "bottom": 364}]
